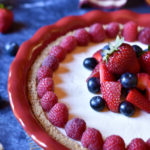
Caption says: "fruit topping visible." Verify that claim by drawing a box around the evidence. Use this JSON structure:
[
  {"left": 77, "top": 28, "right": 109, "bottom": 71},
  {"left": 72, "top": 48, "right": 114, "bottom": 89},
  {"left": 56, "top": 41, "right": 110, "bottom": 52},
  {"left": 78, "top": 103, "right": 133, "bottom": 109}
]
[
  {"left": 49, "top": 45, "right": 66, "bottom": 62},
  {"left": 132, "top": 45, "right": 143, "bottom": 57},
  {"left": 74, "top": 28, "right": 90, "bottom": 46},
  {"left": 5, "top": 42, "right": 19, "bottom": 56},
  {"left": 37, "top": 77, "right": 54, "bottom": 98},
  {"left": 60, "top": 35, "right": 77, "bottom": 53},
  {"left": 87, "top": 77, "right": 100, "bottom": 93},
  {"left": 37, "top": 66, "right": 53, "bottom": 81},
  {"left": 138, "top": 27, "right": 150, "bottom": 44},
  {"left": 81, "top": 128, "right": 103, "bottom": 150},
  {"left": 120, "top": 72, "right": 137, "bottom": 89},
  {"left": 40, "top": 91, "right": 58, "bottom": 112},
  {"left": 119, "top": 101, "right": 135, "bottom": 117},
  {"left": 101, "top": 81, "right": 122, "bottom": 112},
  {"left": 42, "top": 55, "right": 59, "bottom": 71},
  {"left": 48, "top": 103, "right": 68, "bottom": 128},
  {"left": 126, "top": 89, "right": 150, "bottom": 113},
  {"left": 139, "top": 50, "right": 150, "bottom": 74},
  {"left": 146, "top": 138, "right": 150, "bottom": 149},
  {"left": 103, "top": 37, "right": 140, "bottom": 75},
  {"left": 103, "top": 135, "right": 125, "bottom": 150},
  {"left": 106, "top": 22, "right": 120, "bottom": 38},
  {"left": 83, "top": 57, "right": 98, "bottom": 70},
  {"left": 92, "top": 50, "right": 103, "bottom": 62},
  {"left": 99, "top": 62, "right": 115, "bottom": 83},
  {"left": 127, "top": 138, "right": 147, "bottom": 150},
  {"left": 65, "top": 118, "right": 86, "bottom": 140},
  {"left": 89, "top": 23, "right": 106, "bottom": 43},
  {"left": 122, "top": 21, "right": 138, "bottom": 42}
]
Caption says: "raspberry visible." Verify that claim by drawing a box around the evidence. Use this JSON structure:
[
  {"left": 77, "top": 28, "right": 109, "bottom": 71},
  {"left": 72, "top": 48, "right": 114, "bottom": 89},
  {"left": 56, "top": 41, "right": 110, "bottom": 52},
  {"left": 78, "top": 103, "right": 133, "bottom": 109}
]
[
  {"left": 138, "top": 27, "right": 150, "bottom": 44},
  {"left": 74, "top": 28, "right": 90, "bottom": 46},
  {"left": 65, "top": 118, "right": 86, "bottom": 140},
  {"left": 48, "top": 103, "right": 68, "bottom": 127},
  {"left": 49, "top": 45, "right": 66, "bottom": 62},
  {"left": 106, "top": 22, "right": 120, "bottom": 38},
  {"left": 37, "top": 66, "right": 53, "bottom": 81},
  {"left": 42, "top": 55, "right": 59, "bottom": 71},
  {"left": 40, "top": 91, "right": 58, "bottom": 112},
  {"left": 89, "top": 23, "right": 106, "bottom": 43},
  {"left": 103, "top": 135, "right": 125, "bottom": 150},
  {"left": 81, "top": 128, "right": 103, "bottom": 150},
  {"left": 37, "top": 77, "right": 54, "bottom": 98},
  {"left": 123, "top": 21, "right": 138, "bottom": 42},
  {"left": 60, "top": 35, "right": 77, "bottom": 53},
  {"left": 127, "top": 138, "right": 147, "bottom": 150},
  {"left": 146, "top": 138, "right": 150, "bottom": 149}
]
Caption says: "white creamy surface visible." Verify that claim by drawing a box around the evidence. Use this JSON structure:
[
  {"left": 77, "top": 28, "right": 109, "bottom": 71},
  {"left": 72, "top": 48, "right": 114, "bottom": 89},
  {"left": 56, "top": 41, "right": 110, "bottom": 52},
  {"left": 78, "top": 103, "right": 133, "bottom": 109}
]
[{"left": 53, "top": 39, "right": 150, "bottom": 145}]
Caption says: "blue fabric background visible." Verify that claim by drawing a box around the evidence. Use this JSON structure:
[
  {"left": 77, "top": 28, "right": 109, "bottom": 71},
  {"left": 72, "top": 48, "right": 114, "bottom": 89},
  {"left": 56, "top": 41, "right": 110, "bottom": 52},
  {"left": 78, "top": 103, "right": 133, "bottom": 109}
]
[{"left": 0, "top": 0, "right": 150, "bottom": 149}]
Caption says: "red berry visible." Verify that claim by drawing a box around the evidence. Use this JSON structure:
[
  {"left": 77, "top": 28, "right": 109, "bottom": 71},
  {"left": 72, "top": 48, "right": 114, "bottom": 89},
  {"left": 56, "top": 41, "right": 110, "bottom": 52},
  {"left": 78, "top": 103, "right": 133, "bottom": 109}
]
[
  {"left": 40, "top": 91, "right": 58, "bottom": 112},
  {"left": 0, "top": 8, "right": 13, "bottom": 33},
  {"left": 126, "top": 89, "right": 150, "bottom": 113},
  {"left": 37, "top": 66, "right": 53, "bottom": 81},
  {"left": 146, "top": 138, "right": 150, "bottom": 149},
  {"left": 127, "top": 138, "right": 147, "bottom": 150},
  {"left": 65, "top": 118, "right": 86, "bottom": 140},
  {"left": 123, "top": 21, "right": 138, "bottom": 42},
  {"left": 42, "top": 55, "right": 59, "bottom": 71},
  {"left": 106, "top": 22, "right": 120, "bottom": 38},
  {"left": 139, "top": 51, "right": 150, "bottom": 74},
  {"left": 60, "top": 36, "right": 77, "bottom": 53},
  {"left": 74, "top": 28, "right": 90, "bottom": 46},
  {"left": 81, "top": 128, "right": 103, "bottom": 150},
  {"left": 49, "top": 45, "right": 66, "bottom": 62},
  {"left": 37, "top": 77, "right": 54, "bottom": 98},
  {"left": 89, "top": 23, "right": 106, "bottom": 43},
  {"left": 101, "top": 81, "right": 122, "bottom": 112},
  {"left": 48, "top": 103, "right": 68, "bottom": 127},
  {"left": 92, "top": 50, "right": 103, "bottom": 62},
  {"left": 138, "top": 27, "right": 150, "bottom": 44},
  {"left": 103, "top": 135, "right": 125, "bottom": 150}
]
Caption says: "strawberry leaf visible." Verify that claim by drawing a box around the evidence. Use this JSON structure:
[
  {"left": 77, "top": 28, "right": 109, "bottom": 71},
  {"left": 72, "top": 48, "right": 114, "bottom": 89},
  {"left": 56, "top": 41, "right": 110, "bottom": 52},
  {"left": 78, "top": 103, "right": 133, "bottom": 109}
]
[{"left": 0, "top": 3, "right": 4, "bottom": 8}]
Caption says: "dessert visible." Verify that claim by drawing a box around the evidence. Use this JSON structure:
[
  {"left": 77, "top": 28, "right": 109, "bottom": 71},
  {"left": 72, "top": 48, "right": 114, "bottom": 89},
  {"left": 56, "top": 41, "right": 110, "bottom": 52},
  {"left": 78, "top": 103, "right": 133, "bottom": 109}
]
[{"left": 8, "top": 11, "right": 150, "bottom": 150}]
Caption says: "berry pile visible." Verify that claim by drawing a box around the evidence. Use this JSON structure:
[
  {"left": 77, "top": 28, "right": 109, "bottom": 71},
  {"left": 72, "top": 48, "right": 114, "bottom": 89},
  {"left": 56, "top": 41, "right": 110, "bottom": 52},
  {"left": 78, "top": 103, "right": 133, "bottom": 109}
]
[{"left": 36, "top": 21, "right": 150, "bottom": 150}]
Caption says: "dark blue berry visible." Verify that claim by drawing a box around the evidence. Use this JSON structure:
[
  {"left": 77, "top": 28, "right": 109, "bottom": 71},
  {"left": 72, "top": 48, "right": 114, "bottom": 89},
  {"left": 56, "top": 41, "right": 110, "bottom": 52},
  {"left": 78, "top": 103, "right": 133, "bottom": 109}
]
[
  {"left": 90, "top": 96, "right": 105, "bottom": 111},
  {"left": 132, "top": 45, "right": 143, "bottom": 57},
  {"left": 121, "top": 88, "right": 130, "bottom": 97},
  {"left": 120, "top": 73, "right": 137, "bottom": 89},
  {"left": 119, "top": 101, "right": 135, "bottom": 117},
  {"left": 87, "top": 77, "right": 100, "bottom": 93},
  {"left": 83, "top": 57, "right": 98, "bottom": 70},
  {"left": 101, "top": 44, "right": 110, "bottom": 57},
  {"left": 5, "top": 42, "right": 19, "bottom": 56}
]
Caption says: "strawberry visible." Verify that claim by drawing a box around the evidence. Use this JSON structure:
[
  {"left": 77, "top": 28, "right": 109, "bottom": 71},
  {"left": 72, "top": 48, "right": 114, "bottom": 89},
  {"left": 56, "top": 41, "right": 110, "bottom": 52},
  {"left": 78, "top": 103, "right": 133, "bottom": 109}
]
[
  {"left": 86, "top": 63, "right": 100, "bottom": 82},
  {"left": 137, "top": 73, "right": 150, "bottom": 101},
  {"left": 0, "top": 6, "right": 13, "bottom": 33},
  {"left": 101, "top": 81, "right": 122, "bottom": 112},
  {"left": 92, "top": 50, "right": 103, "bottom": 62},
  {"left": 99, "top": 62, "right": 115, "bottom": 83},
  {"left": 139, "top": 50, "right": 150, "bottom": 74},
  {"left": 103, "top": 36, "right": 140, "bottom": 75},
  {"left": 126, "top": 89, "right": 150, "bottom": 113}
]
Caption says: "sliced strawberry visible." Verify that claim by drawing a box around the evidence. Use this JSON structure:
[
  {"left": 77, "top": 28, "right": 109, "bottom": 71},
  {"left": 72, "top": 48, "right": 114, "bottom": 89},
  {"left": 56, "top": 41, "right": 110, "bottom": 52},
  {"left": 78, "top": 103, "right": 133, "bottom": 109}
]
[
  {"left": 126, "top": 89, "right": 150, "bottom": 113},
  {"left": 137, "top": 73, "right": 150, "bottom": 101},
  {"left": 93, "top": 50, "right": 102, "bottom": 62},
  {"left": 86, "top": 63, "right": 100, "bottom": 82},
  {"left": 99, "top": 62, "right": 115, "bottom": 83},
  {"left": 101, "top": 81, "right": 122, "bottom": 112}
]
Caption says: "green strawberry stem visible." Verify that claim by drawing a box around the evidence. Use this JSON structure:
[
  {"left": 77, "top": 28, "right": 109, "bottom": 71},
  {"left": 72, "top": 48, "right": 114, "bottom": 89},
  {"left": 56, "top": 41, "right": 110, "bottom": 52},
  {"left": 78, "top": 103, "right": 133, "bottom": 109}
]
[{"left": 0, "top": 3, "right": 12, "bottom": 10}]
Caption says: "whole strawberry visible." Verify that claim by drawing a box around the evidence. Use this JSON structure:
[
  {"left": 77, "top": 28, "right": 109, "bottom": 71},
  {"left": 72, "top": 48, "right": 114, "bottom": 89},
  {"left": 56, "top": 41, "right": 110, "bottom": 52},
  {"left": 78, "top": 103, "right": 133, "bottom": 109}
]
[
  {"left": 103, "top": 37, "right": 140, "bottom": 75},
  {"left": 0, "top": 5, "right": 13, "bottom": 33}
]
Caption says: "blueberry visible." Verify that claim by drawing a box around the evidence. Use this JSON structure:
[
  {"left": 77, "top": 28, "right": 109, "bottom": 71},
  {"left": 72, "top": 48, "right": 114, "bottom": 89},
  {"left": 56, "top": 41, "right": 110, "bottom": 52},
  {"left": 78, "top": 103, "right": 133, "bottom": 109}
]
[
  {"left": 90, "top": 96, "right": 105, "bottom": 111},
  {"left": 5, "top": 42, "right": 19, "bottom": 56},
  {"left": 87, "top": 77, "right": 100, "bottom": 93},
  {"left": 101, "top": 44, "right": 110, "bottom": 57},
  {"left": 120, "top": 73, "right": 137, "bottom": 89},
  {"left": 132, "top": 45, "right": 143, "bottom": 57},
  {"left": 83, "top": 57, "right": 98, "bottom": 70},
  {"left": 119, "top": 101, "right": 135, "bottom": 117}
]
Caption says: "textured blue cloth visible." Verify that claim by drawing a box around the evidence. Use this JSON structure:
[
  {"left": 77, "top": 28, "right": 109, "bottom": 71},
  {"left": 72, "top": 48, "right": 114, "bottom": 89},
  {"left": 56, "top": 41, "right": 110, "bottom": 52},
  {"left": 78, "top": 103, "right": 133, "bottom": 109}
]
[{"left": 0, "top": 0, "right": 150, "bottom": 150}]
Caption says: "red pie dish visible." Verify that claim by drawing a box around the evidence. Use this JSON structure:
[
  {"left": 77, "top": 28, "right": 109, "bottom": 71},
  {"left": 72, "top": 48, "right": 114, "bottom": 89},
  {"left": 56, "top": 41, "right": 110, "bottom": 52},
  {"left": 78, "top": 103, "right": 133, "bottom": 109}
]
[{"left": 8, "top": 10, "right": 150, "bottom": 150}]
